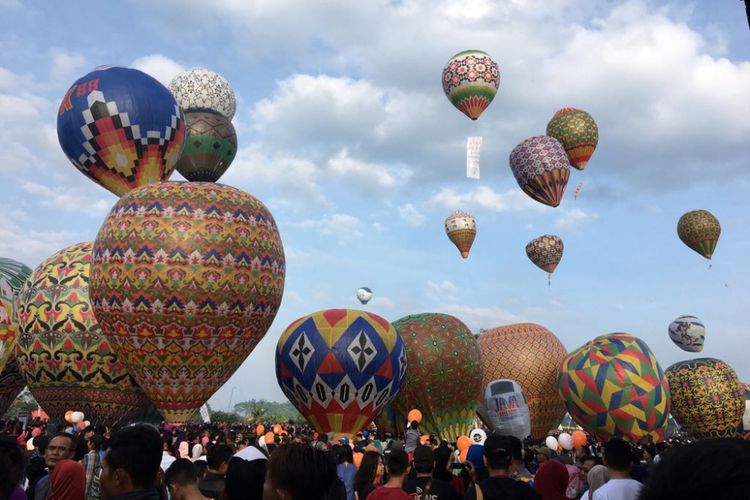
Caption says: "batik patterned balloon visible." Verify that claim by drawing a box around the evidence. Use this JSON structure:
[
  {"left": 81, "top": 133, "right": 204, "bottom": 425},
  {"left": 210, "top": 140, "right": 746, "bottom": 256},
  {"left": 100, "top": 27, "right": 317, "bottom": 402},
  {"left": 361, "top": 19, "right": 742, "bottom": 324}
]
[
  {"left": 91, "top": 182, "right": 286, "bottom": 423},
  {"left": 558, "top": 333, "right": 670, "bottom": 442},
  {"left": 392, "top": 313, "right": 482, "bottom": 440},
  {"left": 276, "top": 309, "right": 406, "bottom": 436},
  {"left": 665, "top": 358, "right": 744, "bottom": 439},
  {"left": 373, "top": 403, "right": 405, "bottom": 436},
  {"left": 509, "top": 136, "right": 570, "bottom": 207},
  {"left": 57, "top": 66, "right": 186, "bottom": 197},
  {"left": 175, "top": 111, "right": 237, "bottom": 182},
  {"left": 478, "top": 323, "right": 568, "bottom": 438},
  {"left": 15, "top": 242, "right": 149, "bottom": 424},
  {"left": 545, "top": 108, "right": 599, "bottom": 170},
  {"left": 740, "top": 382, "right": 750, "bottom": 439},
  {"left": 526, "top": 235, "right": 564, "bottom": 273},
  {"left": 441, "top": 50, "right": 500, "bottom": 120},
  {"left": 677, "top": 210, "right": 720, "bottom": 260},
  {"left": 0, "top": 356, "right": 25, "bottom": 417},
  {"left": 0, "top": 258, "right": 31, "bottom": 373},
  {"left": 445, "top": 211, "right": 476, "bottom": 259},
  {"left": 667, "top": 315, "right": 705, "bottom": 352},
  {"left": 169, "top": 68, "right": 237, "bottom": 119}
]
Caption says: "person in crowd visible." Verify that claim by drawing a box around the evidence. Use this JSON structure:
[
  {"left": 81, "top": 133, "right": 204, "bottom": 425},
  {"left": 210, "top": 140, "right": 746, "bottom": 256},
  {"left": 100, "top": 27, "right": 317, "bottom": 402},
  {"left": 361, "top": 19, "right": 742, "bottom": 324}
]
[
  {"left": 403, "top": 445, "right": 460, "bottom": 500},
  {"left": 224, "top": 457, "right": 266, "bottom": 500},
  {"left": 336, "top": 445, "right": 357, "bottom": 500},
  {"left": 161, "top": 436, "right": 177, "bottom": 472},
  {"left": 366, "top": 449, "right": 410, "bottom": 500},
  {"left": 194, "top": 461, "right": 209, "bottom": 481},
  {"left": 505, "top": 436, "right": 533, "bottom": 482},
  {"left": 431, "top": 444, "right": 454, "bottom": 484},
  {"left": 198, "top": 444, "right": 233, "bottom": 499},
  {"left": 99, "top": 424, "right": 162, "bottom": 500},
  {"left": 81, "top": 434, "right": 103, "bottom": 500},
  {"left": 263, "top": 443, "right": 337, "bottom": 500},
  {"left": 533, "top": 459, "right": 568, "bottom": 500},
  {"left": 0, "top": 437, "right": 26, "bottom": 500},
  {"left": 26, "top": 435, "right": 50, "bottom": 500},
  {"left": 49, "top": 460, "right": 86, "bottom": 500},
  {"left": 165, "top": 459, "right": 207, "bottom": 500},
  {"left": 465, "top": 445, "right": 488, "bottom": 484},
  {"left": 534, "top": 447, "right": 553, "bottom": 468},
  {"left": 35, "top": 433, "right": 77, "bottom": 500},
  {"left": 463, "top": 435, "right": 538, "bottom": 500},
  {"left": 354, "top": 451, "right": 384, "bottom": 500},
  {"left": 591, "top": 439, "right": 641, "bottom": 500},
  {"left": 579, "top": 465, "right": 608, "bottom": 500},
  {"left": 404, "top": 422, "right": 420, "bottom": 454}
]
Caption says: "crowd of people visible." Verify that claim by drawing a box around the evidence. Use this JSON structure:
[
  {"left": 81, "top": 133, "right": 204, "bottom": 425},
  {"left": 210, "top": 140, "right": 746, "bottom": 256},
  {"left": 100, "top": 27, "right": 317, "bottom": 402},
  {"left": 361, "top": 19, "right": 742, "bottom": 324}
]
[{"left": 0, "top": 417, "right": 749, "bottom": 500}]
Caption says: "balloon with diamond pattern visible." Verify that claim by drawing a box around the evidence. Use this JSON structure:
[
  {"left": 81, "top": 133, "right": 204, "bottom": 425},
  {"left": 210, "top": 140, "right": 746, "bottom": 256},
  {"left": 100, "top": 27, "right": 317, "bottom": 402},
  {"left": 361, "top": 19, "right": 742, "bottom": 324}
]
[
  {"left": 677, "top": 210, "right": 720, "bottom": 260},
  {"left": 0, "top": 257, "right": 31, "bottom": 373},
  {"left": 442, "top": 50, "right": 500, "bottom": 120},
  {"left": 509, "top": 136, "right": 570, "bottom": 207},
  {"left": 175, "top": 111, "right": 237, "bottom": 182},
  {"left": 546, "top": 108, "right": 598, "bottom": 170},
  {"left": 526, "top": 235, "right": 563, "bottom": 285}
]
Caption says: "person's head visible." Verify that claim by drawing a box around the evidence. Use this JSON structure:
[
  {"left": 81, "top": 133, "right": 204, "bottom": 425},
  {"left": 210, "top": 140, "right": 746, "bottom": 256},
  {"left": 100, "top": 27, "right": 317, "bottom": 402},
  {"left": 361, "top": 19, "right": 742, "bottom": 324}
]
[
  {"left": 206, "top": 443, "right": 234, "bottom": 474},
  {"left": 410, "top": 421, "right": 419, "bottom": 431},
  {"left": 483, "top": 435, "right": 513, "bottom": 471},
  {"left": 88, "top": 434, "right": 104, "bottom": 452},
  {"left": 385, "top": 449, "right": 409, "bottom": 478},
  {"left": 502, "top": 435, "right": 524, "bottom": 463},
  {"left": 0, "top": 437, "right": 24, "bottom": 499},
  {"left": 226, "top": 457, "right": 266, "bottom": 500},
  {"left": 83, "top": 427, "right": 96, "bottom": 440},
  {"left": 50, "top": 459, "right": 86, "bottom": 500},
  {"left": 165, "top": 459, "right": 200, "bottom": 500},
  {"left": 354, "top": 451, "right": 383, "bottom": 491},
  {"left": 44, "top": 433, "right": 77, "bottom": 469},
  {"left": 193, "top": 460, "right": 208, "bottom": 480},
  {"left": 412, "top": 445, "right": 434, "bottom": 475},
  {"left": 534, "top": 459, "right": 569, "bottom": 498},
  {"left": 263, "top": 443, "right": 336, "bottom": 500},
  {"left": 535, "top": 446, "right": 553, "bottom": 464},
  {"left": 34, "top": 434, "right": 50, "bottom": 455},
  {"left": 337, "top": 443, "right": 353, "bottom": 464},
  {"left": 587, "top": 465, "right": 609, "bottom": 497},
  {"left": 100, "top": 424, "right": 162, "bottom": 499},
  {"left": 578, "top": 455, "right": 596, "bottom": 479},
  {"left": 602, "top": 438, "right": 631, "bottom": 472}
]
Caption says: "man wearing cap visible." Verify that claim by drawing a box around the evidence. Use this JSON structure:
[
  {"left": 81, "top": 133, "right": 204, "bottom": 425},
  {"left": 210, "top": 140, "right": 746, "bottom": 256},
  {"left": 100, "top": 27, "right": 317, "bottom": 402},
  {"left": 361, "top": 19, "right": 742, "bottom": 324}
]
[
  {"left": 463, "top": 435, "right": 539, "bottom": 500},
  {"left": 403, "top": 445, "right": 460, "bottom": 500}
]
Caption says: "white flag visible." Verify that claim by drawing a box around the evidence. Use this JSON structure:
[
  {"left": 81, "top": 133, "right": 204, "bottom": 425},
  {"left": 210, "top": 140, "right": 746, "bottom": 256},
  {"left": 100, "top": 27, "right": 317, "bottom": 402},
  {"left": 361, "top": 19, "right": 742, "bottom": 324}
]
[
  {"left": 199, "top": 404, "right": 211, "bottom": 423},
  {"left": 466, "top": 137, "right": 482, "bottom": 179}
]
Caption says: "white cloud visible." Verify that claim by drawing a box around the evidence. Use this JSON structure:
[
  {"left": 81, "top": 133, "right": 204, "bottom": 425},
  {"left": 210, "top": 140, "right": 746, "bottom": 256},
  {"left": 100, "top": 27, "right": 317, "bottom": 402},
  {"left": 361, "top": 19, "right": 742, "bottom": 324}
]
[
  {"left": 439, "top": 304, "right": 523, "bottom": 333},
  {"left": 430, "top": 186, "right": 549, "bottom": 214},
  {"left": 292, "top": 213, "right": 364, "bottom": 244},
  {"left": 49, "top": 49, "right": 87, "bottom": 86},
  {"left": 0, "top": 209, "right": 79, "bottom": 268},
  {"left": 131, "top": 54, "right": 185, "bottom": 87},
  {"left": 397, "top": 203, "right": 426, "bottom": 227},
  {"left": 371, "top": 222, "right": 388, "bottom": 233},
  {"left": 21, "top": 181, "right": 111, "bottom": 215},
  {"left": 554, "top": 208, "right": 599, "bottom": 230},
  {"left": 367, "top": 296, "right": 395, "bottom": 309},
  {"left": 327, "top": 148, "right": 410, "bottom": 190},
  {"left": 425, "top": 279, "right": 457, "bottom": 301}
]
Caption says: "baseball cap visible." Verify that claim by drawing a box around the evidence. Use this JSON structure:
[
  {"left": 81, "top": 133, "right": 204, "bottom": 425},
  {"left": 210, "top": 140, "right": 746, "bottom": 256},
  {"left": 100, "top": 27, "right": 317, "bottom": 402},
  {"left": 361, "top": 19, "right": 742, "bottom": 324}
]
[
  {"left": 412, "top": 445, "right": 434, "bottom": 467},
  {"left": 339, "top": 437, "right": 350, "bottom": 444}
]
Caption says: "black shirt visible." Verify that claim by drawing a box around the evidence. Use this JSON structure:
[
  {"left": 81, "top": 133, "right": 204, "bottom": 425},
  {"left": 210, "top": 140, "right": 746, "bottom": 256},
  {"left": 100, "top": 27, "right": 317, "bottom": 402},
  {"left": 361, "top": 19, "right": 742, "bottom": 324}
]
[
  {"left": 198, "top": 471, "right": 226, "bottom": 500},
  {"left": 404, "top": 476, "right": 461, "bottom": 500},
  {"left": 463, "top": 477, "right": 539, "bottom": 500}
]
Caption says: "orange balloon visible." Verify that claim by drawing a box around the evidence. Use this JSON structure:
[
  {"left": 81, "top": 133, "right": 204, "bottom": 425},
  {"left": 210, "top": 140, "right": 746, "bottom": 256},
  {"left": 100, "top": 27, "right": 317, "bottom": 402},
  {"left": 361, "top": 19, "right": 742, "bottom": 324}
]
[
  {"left": 264, "top": 432, "right": 274, "bottom": 443},
  {"left": 457, "top": 436, "right": 472, "bottom": 452},
  {"left": 353, "top": 452, "right": 364, "bottom": 468},
  {"left": 419, "top": 435, "right": 430, "bottom": 445},
  {"left": 407, "top": 409, "right": 423, "bottom": 423},
  {"left": 273, "top": 424, "right": 282, "bottom": 435},
  {"left": 64, "top": 410, "right": 74, "bottom": 424},
  {"left": 572, "top": 430, "right": 587, "bottom": 448},
  {"left": 255, "top": 424, "right": 265, "bottom": 436},
  {"left": 77, "top": 421, "right": 86, "bottom": 429},
  {"left": 459, "top": 449, "right": 468, "bottom": 462}
]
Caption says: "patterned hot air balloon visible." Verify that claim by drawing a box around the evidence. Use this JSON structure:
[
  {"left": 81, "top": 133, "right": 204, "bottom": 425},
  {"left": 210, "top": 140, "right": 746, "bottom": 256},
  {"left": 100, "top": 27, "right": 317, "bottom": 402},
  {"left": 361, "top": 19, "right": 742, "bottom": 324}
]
[
  {"left": 391, "top": 313, "right": 482, "bottom": 440},
  {"left": 558, "top": 333, "right": 671, "bottom": 442},
  {"left": 356, "top": 287, "right": 373, "bottom": 305},
  {"left": 665, "top": 358, "right": 744, "bottom": 439},
  {"left": 545, "top": 108, "right": 599, "bottom": 170},
  {"left": 57, "top": 66, "right": 186, "bottom": 197},
  {"left": 477, "top": 379, "right": 531, "bottom": 440},
  {"left": 741, "top": 382, "right": 750, "bottom": 439},
  {"left": 174, "top": 111, "right": 237, "bottom": 182},
  {"left": 526, "top": 235, "right": 563, "bottom": 284},
  {"left": 90, "top": 182, "right": 286, "bottom": 423},
  {"left": 275, "top": 309, "right": 406, "bottom": 436},
  {"left": 373, "top": 403, "right": 405, "bottom": 436},
  {"left": 509, "top": 136, "right": 570, "bottom": 207},
  {"left": 0, "top": 257, "right": 32, "bottom": 372},
  {"left": 441, "top": 50, "right": 500, "bottom": 120},
  {"left": 478, "top": 323, "right": 568, "bottom": 438},
  {"left": 667, "top": 315, "right": 705, "bottom": 352},
  {"left": 0, "top": 356, "right": 25, "bottom": 417},
  {"left": 445, "top": 211, "right": 476, "bottom": 259},
  {"left": 169, "top": 68, "right": 237, "bottom": 120},
  {"left": 15, "top": 242, "right": 149, "bottom": 424},
  {"left": 677, "top": 210, "right": 720, "bottom": 260}
]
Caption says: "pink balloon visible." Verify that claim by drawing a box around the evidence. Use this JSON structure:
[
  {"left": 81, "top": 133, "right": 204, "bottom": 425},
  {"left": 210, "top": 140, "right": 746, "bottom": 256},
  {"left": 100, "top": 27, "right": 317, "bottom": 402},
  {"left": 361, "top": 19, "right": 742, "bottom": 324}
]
[{"left": 31, "top": 427, "right": 41, "bottom": 437}]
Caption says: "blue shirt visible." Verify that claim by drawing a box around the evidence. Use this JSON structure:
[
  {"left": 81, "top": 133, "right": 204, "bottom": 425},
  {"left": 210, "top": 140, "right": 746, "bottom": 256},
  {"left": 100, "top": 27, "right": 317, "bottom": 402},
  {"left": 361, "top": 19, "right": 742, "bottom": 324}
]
[{"left": 337, "top": 463, "right": 357, "bottom": 500}]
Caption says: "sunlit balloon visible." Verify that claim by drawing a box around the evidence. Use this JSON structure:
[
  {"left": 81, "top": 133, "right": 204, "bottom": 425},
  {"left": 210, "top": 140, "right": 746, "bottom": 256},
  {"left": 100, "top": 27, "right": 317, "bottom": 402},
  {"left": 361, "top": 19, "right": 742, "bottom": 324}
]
[
  {"left": 477, "top": 378, "right": 531, "bottom": 440},
  {"left": 445, "top": 211, "right": 476, "bottom": 259},
  {"left": 441, "top": 50, "right": 500, "bottom": 120},
  {"left": 677, "top": 210, "right": 720, "bottom": 260},
  {"left": 509, "top": 136, "right": 570, "bottom": 207},
  {"left": 526, "top": 235, "right": 563, "bottom": 285},
  {"left": 169, "top": 68, "right": 237, "bottom": 120},
  {"left": 668, "top": 315, "right": 705, "bottom": 352},
  {"left": 357, "top": 287, "right": 373, "bottom": 305},
  {"left": 0, "top": 257, "right": 31, "bottom": 373},
  {"left": 175, "top": 111, "right": 237, "bottom": 182},
  {"left": 546, "top": 108, "right": 599, "bottom": 170}
]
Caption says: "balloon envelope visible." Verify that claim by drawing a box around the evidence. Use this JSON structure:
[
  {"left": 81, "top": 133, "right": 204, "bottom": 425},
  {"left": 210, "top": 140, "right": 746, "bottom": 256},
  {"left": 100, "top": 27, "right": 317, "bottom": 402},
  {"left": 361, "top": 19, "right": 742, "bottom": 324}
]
[
  {"left": 668, "top": 315, "right": 705, "bottom": 352},
  {"left": 356, "top": 287, "right": 373, "bottom": 305},
  {"left": 526, "top": 235, "right": 564, "bottom": 274},
  {"left": 677, "top": 210, "right": 720, "bottom": 260},
  {"left": 441, "top": 50, "right": 500, "bottom": 120},
  {"left": 169, "top": 68, "right": 237, "bottom": 120},
  {"left": 0, "top": 356, "right": 25, "bottom": 417},
  {"left": 477, "top": 379, "right": 531, "bottom": 440},
  {"left": 445, "top": 211, "right": 476, "bottom": 258},
  {"left": 275, "top": 309, "right": 406, "bottom": 435},
  {"left": 545, "top": 436, "right": 558, "bottom": 450},
  {"left": 0, "top": 257, "right": 31, "bottom": 373},
  {"left": 741, "top": 383, "right": 750, "bottom": 438},
  {"left": 545, "top": 108, "right": 599, "bottom": 170},
  {"left": 558, "top": 432, "right": 573, "bottom": 450},
  {"left": 509, "top": 136, "right": 570, "bottom": 207},
  {"left": 57, "top": 66, "right": 186, "bottom": 197}
]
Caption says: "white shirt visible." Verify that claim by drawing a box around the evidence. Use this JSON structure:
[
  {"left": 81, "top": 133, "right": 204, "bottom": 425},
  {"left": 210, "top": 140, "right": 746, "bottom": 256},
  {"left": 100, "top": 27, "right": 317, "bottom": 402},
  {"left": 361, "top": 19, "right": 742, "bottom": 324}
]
[
  {"left": 592, "top": 478, "right": 643, "bottom": 500},
  {"left": 160, "top": 451, "right": 176, "bottom": 472}
]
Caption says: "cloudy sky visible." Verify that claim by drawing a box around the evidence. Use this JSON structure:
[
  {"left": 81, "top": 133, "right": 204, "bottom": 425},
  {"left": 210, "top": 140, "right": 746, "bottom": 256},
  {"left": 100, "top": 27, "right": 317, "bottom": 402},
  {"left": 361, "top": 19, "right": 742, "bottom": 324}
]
[{"left": 1, "top": 0, "right": 749, "bottom": 410}]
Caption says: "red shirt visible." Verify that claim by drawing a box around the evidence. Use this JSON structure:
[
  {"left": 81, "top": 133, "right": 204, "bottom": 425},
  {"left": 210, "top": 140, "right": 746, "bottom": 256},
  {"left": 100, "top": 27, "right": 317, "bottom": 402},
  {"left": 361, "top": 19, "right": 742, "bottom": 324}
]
[{"left": 367, "top": 486, "right": 410, "bottom": 500}]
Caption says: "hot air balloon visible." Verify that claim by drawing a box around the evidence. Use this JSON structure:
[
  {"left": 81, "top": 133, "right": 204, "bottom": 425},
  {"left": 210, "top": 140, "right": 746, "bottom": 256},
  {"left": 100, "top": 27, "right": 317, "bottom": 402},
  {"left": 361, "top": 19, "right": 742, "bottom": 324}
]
[
  {"left": 57, "top": 66, "right": 186, "bottom": 197},
  {"left": 441, "top": 50, "right": 500, "bottom": 120},
  {"left": 526, "top": 235, "right": 563, "bottom": 285},
  {"left": 477, "top": 379, "right": 531, "bottom": 440},
  {"left": 677, "top": 210, "right": 720, "bottom": 260},
  {"left": 445, "top": 211, "right": 476, "bottom": 258},
  {"left": 509, "top": 136, "right": 570, "bottom": 207},
  {"left": 558, "top": 333, "right": 670, "bottom": 442},
  {"left": 275, "top": 309, "right": 406, "bottom": 436},
  {"left": 665, "top": 358, "right": 744, "bottom": 439},
  {"left": 174, "top": 111, "right": 237, "bottom": 182},
  {"left": 356, "top": 287, "right": 373, "bottom": 305},
  {"left": 169, "top": 68, "right": 237, "bottom": 120},
  {"left": 15, "top": 242, "right": 149, "bottom": 424},
  {"left": 0, "top": 257, "right": 31, "bottom": 372},
  {"left": 668, "top": 315, "right": 705, "bottom": 352},
  {"left": 478, "top": 323, "right": 567, "bottom": 438},
  {"left": 0, "top": 356, "right": 25, "bottom": 417},
  {"left": 391, "top": 313, "right": 482, "bottom": 440},
  {"left": 545, "top": 108, "right": 599, "bottom": 170},
  {"left": 741, "top": 382, "right": 750, "bottom": 439},
  {"left": 373, "top": 403, "right": 405, "bottom": 436},
  {"left": 90, "top": 182, "right": 286, "bottom": 423}
]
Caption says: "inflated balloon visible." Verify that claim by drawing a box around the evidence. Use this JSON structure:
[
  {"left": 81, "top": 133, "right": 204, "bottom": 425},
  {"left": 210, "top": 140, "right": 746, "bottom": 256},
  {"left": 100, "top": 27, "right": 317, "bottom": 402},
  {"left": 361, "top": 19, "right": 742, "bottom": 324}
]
[
  {"left": 276, "top": 309, "right": 406, "bottom": 436},
  {"left": 175, "top": 111, "right": 237, "bottom": 182},
  {"left": 445, "top": 211, "right": 476, "bottom": 258},
  {"left": 558, "top": 333, "right": 670, "bottom": 442},
  {"left": 441, "top": 50, "right": 500, "bottom": 120},
  {"left": 526, "top": 235, "right": 563, "bottom": 285},
  {"left": 545, "top": 436, "right": 558, "bottom": 451},
  {"left": 169, "top": 68, "right": 237, "bottom": 120},
  {"left": 478, "top": 323, "right": 567, "bottom": 438},
  {"left": 273, "top": 424, "right": 282, "bottom": 435},
  {"left": 0, "top": 357, "right": 25, "bottom": 417},
  {"left": 677, "top": 210, "right": 720, "bottom": 260},
  {"left": 665, "top": 358, "right": 744, "bottom": 439},
  {"left": 357, "top": 287, "right": 373, "bottom": 305},
  {"left": 15, "top": 242, "right": 149, "bottom": 424},
  {"left": 392, "top": 313, "right": 482, "bottom": 440},
  {"left": 71, "top": 411, "right": 84, "bottom": 424},
  {"left": 571, "top": 430, "right": 587, "bottom": 448},
  {"left": 65, "top": 410, "right": 74, "bottom": 424},
  {"left": 57, "top": 66, "right": 186, "bottom": 197},
  {"left": 255, "top": 425, "right": 265, "bottom": 436},
  {"left": 0, "top": 257, "right": 31, "bottom": 373},
  {"left": 407, "top": 409, "right": 423, "bottom": 423},
  {"left": 477, "top": 379, "right": 531, "bottom": 440},
  {"left": 469, "top": 428, "right": 487, "bottom": 445},
  {"left": 668, "top": 315, "right": 705, "bottom": 352},
  {"left": 91, "top": 182, "right": 285, "bottom": 423},
  {"left": 509, "top": 136, "right": 570, "bottom": 207},
  {"left": 457, "top": 435, "right": 472, "bottom": 452},
  {"left": 373, "top": 403, "right": 405, "bottom": 436},
  {"left": 558, "top": 432, "right": 573, "bottom": 451},
  {"left": 741, "top": 383, "right": 750, "bottom": 438},
  {"left": 545, "top": 108, "right": 599, "bottom": 170},
  {"left": 353, "top": 452, "right": 364, "bottom": 468}
]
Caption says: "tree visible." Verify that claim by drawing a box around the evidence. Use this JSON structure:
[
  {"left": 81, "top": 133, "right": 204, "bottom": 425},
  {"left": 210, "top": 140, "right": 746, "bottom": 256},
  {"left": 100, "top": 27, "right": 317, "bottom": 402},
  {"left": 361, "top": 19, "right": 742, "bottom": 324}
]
[
  {"left": 232, "top": 398, "right": 303, "bottom": 424},
  {"left": 209, "top": 411, "right": 243, "bottom": 423}
]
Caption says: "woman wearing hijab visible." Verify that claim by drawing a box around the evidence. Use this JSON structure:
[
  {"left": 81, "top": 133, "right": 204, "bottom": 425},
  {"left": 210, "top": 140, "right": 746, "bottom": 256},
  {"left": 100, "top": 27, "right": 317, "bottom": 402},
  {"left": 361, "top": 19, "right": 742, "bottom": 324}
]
[
  {"left": 579, "top": 465, "right": 608, "bottom": 500},
  {"left": 50, "top": 459, "right": 86, "bottom": 500},
  {"left": 533, "top": 459, "right": 568, "bottom": 500}
]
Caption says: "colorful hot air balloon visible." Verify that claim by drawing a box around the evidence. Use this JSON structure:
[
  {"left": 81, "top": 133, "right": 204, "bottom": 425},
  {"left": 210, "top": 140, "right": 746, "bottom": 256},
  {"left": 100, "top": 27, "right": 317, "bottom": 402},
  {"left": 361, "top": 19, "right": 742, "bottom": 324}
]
[
  {"left": 0, "top": 257, "right": 32, "bottom": 373},
  {"left": 545, "top": 108, "right": 599, "bottom": 170},
  {"left": 373, "top": 403, "right": 405, "bottom": 436},
  {"left": 741, "top": 382, "right": 750, "bottom": 439},
  {"left": 667, "top": 315, "right": 705, "bottom": 352},
  {"left": 526, "top": 235, "right": 563, "bottom": 284},
  {"left": 445, "top": 211, "right": 476, "bottom": 258},
  {"left": 665, "top": 358, "right": 744, "bottom": 439},
  {"left": 558, "top": 333, "right": 670, "bottom": 442},
  {"left": 174, "top": 111, "right": 237, "bottom": 182},
  {"left": 57, "top": 66, "right": 186, "bottom": 197},
  {"left": 677, "top": 210, "right": 720, "bottom": 260},
  {"left": 441, "top": 50, "right": 500, "bottom": 120},
  {"left": 509, "top": 136, "right": 570, "bottom": 207},
  {"left": 391, "top": 313, "right": 482, "bottom": 440},
  {"left": 477, "top": 379, "right": 531, "bottom": 440},
  {"left": 0, "top": 356, "right": 25, "bottom": 417},
  {"left": 357, "top": 287, "right": 373, "bottom": 305},
  {"left": 275, "top": 309, "right": 406, "bottom": 436},
  {"left": 90, "top": 182, "right": 286, "bottom": 423},
  {"left": 478, "top": 323, "right": 567, "bottom": 438},
  {"left": 15, "top": 242, "right": 149, "bottom": 424},
  {"left": 169, "top": 68, "right": 237, "bottom": 120}
]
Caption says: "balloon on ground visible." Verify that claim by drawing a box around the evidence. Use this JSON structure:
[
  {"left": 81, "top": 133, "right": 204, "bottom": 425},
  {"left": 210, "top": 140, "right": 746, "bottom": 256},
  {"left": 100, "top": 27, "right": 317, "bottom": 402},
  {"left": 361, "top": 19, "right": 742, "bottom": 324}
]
[
  {"left": 0, "top": 356, "right": 25, "bottom": 417},
  {"left": 545, "top": 108, "right": 599, "bottom": 170},
  {"left": 741, "top": 382, "right": 750, "bottom": 439},
  {"left": 509, "top": 136, "right": 570, "bottom": 208},
  {"left": 441, "top": 50, "right": 500, "bottom": 120},
  {"left": 477, "top": 378, "right": 531, "bottom": 440},
  {"left": 169, "top": 68, "right": 237, "bottom": 120},
  {"left": 667, "top": 315, "right": 705, "bottom": 352},
  {"left": 175, "top": 111, "right": 237, "bottom": 182},
  {"left": 0, "top": 257, "right": 32, "bottom": 372},
  {"left": 445, "top": 211, "right": 476, "bottom": 259},
  {"left": 677, "top": 210, "right": 720, "bottom": 260}
]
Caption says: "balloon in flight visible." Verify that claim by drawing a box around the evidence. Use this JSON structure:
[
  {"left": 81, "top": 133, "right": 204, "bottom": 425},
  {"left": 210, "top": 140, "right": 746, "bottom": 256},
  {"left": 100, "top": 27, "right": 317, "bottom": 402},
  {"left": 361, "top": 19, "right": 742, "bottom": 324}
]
[
  {"left": 668, "top": 315, "right": 705, "bottom": 352},
  {"left": 357, "top": 287, "right": 373, "bottom": 305},
  {"left": 445, "top": 211, "right": 476, "bottom": 259},
  {"left": 509, "top": 136, "right": 570, "bottom": 207},
  {"left": 546, "top": 108, "right": 599, "bottom": 170},
  {"left": 677, "top": 210, "right": 720, "bottom": 260},
  {"left": 441, "top": 50, "right": 500, "bottom": 120}
]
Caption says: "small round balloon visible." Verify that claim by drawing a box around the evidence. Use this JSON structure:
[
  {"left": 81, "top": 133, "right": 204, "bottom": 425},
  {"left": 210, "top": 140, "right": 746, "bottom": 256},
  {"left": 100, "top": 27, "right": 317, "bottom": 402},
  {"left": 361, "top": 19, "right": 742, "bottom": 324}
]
[
  {"left": 546, "top": 108, "right": 599, "bottom": 170},
  {"left": 668, "top": 315, "right": 705, "bottom": 352},
  {"left": 509, "top": 136, "right": 570, "bottom": 207},
  {"left": 169, "top": 68, "right": 237, "bottom": 120},
  {"left": 175, "top": 111, "right": 237, "bottom": 182},
  {"left": 441, "top": 50, "right": 500, "bottom": 120},
  {"left": 445, "top": 211, "right": 476, "bottom": 259},
  {"left": 545, "top": 436, "right": 558, "bottom": 450},
  {"left": 526, "top": 235, "right": 563, "bottom": 285},
  {"left": 356, "top": 287, "right": 373, "bottom": 305},
  {"left": 558, "top": 432, "right": 573, "bottom": 450},
  {"left": 677, "top": 210, "right": 720, "bottom": 260}
]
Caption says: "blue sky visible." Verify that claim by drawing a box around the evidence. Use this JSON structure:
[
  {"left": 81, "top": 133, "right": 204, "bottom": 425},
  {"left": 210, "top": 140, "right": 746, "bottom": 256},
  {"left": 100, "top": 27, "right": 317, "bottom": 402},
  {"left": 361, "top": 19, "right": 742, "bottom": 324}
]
[{"left": 1, "top": 0, "right": 749, "bottom": 411}]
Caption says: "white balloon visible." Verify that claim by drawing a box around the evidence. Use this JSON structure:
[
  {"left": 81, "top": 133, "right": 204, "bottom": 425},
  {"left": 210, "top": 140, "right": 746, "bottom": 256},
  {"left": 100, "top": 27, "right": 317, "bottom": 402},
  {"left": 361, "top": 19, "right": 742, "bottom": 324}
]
[
  {"left": 356, "top": 287, "right": 373, "bottom": 305},
  {"left": 169, "top": 68, "right": 237, "bottom": 119},
  {"left": 558, "top": 432, "right": 573, "bottom": 451},
  {"left": 84, "top": 420, "right": 91, "bottom": 427},
  {"left": 71, "top": 412, "right": 84, "bottom": 424},
  {"left": 469, "top": 428, "right": 487, "bottom": 445},
  {"left": 668, "top": 315, "right": 705, "bottom": 352},
  {"left": 545, "top": 436, "right": 558, "bottom": 451}
]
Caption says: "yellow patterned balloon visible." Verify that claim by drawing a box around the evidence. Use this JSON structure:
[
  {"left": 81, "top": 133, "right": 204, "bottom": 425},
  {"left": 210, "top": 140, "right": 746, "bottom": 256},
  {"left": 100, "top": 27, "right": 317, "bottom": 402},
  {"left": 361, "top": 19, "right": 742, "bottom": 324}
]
[
  {"left": 15, "top": 242, "right": 149, "bottom": 424},
  {"left": 0, "top": 258, "right": 31, "bottom": 373}
]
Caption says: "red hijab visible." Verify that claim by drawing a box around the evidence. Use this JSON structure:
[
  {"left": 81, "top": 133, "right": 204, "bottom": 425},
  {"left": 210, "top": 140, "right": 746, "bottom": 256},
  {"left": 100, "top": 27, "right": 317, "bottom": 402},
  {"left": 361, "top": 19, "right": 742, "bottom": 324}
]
[
  {"left": 534, "top": 459, "right": 569, "bottom": 500},
  {"left": 50, "top": 459, "right": 86, "bottom": 500}
]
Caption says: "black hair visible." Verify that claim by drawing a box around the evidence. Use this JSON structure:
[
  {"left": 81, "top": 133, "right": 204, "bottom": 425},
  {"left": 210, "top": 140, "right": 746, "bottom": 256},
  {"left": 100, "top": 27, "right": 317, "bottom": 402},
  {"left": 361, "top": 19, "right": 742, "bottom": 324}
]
[
  {"left": 483, "top": 435, "right": 513, "bottom": 470},
  {"left": 105, "top": 424, "right": 162, "bottom": 489},
  {"left": 225, "top": 457, "right": 266, "bottom": 500},
  {"left": 88, "top": 434, "right": 104, "bottom": 451},
  {"left": 267, "top": 443, "right": 337, "bottom": 500},
  {"left": 50, "top": 432, "right": 77, "bottom": 452},
  {"left": 34, "top": 434, "right": 50, "bottom": 455},
  {"left": 193, "top": 460, "right": 208, "bottom": 479},
  {"left": 501, "top": 434, "right": 523, "bottom": 461},
  {"left": 206, "top": 443, "right": 234, "bottom": 469},
  {"left": 165, "top": 459, "right": 198, "bottom": 486},
  {"left": 410, "top": 421, "right": 419, "bottom": 430},
  {"left": 0, "top": 437, "right": 24, "bottom": 499},
  {"left": 432, "top": 445, "right": 452, "bottom": 481},
  {"left": 353, "top": 451, "right": 381, "bottom": 494},
  {"left": 319, "top": 433, "right": 329, "bottom": 443},
  {"left": 337, "top": 444, "right": 354, "bottom": 464},
  {"left": 386, "top": 449, "right": 409, "bottom": 476},
  {"left": 603, "top": 438, "right": 631, "bottom": 471}
]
